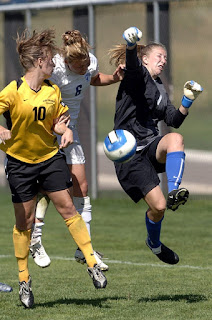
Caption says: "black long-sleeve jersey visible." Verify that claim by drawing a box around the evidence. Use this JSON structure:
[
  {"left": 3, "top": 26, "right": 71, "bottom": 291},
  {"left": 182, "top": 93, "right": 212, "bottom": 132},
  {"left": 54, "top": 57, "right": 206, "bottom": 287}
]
[{"left": 114, "top": 46, "right": 187, "bottom": 150}]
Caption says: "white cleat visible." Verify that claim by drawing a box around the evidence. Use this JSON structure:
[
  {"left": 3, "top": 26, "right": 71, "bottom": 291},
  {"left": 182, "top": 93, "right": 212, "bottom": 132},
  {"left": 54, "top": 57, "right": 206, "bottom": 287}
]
[
  {"left": 74, "top": 248, "right": 109, "bottom": 271},
  {"left": 94, "top": 251, "right": 109, "bottom": 271},
  {"left": 29, "top": 241, "right": 51, "bottom": 268}
]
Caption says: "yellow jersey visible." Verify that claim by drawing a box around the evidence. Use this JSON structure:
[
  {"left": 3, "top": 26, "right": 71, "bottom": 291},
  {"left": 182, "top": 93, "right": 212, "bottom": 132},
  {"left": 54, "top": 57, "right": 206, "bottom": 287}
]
[{"left": 0, "top": 77, "right": 69, "bottom": 164}]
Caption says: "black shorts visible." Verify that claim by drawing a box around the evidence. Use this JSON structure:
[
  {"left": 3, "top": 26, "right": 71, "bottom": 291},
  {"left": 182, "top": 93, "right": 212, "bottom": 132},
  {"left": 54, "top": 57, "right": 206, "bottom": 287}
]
[
  {"left": 6, "top": 151, "right": 72, "bottom": 203},
  {"left": 115, "top": 136, "right": 165, "bottom": 203}
]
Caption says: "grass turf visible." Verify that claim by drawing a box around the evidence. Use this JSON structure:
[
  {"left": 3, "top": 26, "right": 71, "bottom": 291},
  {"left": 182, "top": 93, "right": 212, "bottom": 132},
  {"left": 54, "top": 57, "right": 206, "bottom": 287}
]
[{"left": 0, "top": 187, "right": 211, "bottom": 319}]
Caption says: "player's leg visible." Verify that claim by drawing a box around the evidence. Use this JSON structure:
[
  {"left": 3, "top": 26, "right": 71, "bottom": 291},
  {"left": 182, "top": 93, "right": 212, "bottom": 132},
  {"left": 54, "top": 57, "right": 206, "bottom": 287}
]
[
  {"left": 156, "top": 132, "right": 189, "bottom": 211},
  {"left": 5, "top": 155, "right": 37, "bottom": 308},
  {"left": 46, "top": 188, "right": 107, "bottom": 289},
  {"left": 71, "top": 163, "right": 108, "bottom": 271},
  {"left": 13, "top": 199, "right": 36, "bottom": 308},
  {"left": 41, "top": 152, "right": 107, "bottom": 289},
  {"left": 30, "top": 192, "right": 51, "bottom": 268},
  {"left": 144, "top": 186, "right": 179, "bottom": 264},
  {"left": 65, "top": 133, "right": 108, "bottom": 271}
]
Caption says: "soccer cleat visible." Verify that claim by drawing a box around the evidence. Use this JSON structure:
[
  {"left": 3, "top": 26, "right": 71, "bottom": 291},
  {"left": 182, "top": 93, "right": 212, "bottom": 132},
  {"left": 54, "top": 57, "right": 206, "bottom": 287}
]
[
  {"left": 146, "top": 239, "right": 179, "bottom": 265},
  {"left": 30, "top": 241, "right": 51, "bottom": 268},
  {"left": 87, "top": 264, "right": 107, "bottom": 289},
  {"left": 167, "top": 187, "right": 189, "bottom": 211},
  {"left": 74, "top": 248, "right": 109, "bottom": 271},
  {"left": 74, "top": 248, "right": 86, "bottom": 265},
  {"left": 19, "top": 276, "right": 34, "bottom": 308},
  {"left": 94, "top": 251, "right": 109, "bottom": 271},
  {"left": 0, "top": 282, "right": 13, "bottom": 292}
]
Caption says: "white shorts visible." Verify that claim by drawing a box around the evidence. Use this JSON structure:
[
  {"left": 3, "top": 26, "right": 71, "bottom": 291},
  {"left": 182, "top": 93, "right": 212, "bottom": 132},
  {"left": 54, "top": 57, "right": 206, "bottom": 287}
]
[{"left": 56, "top": 126, "right": 85, "bottom": 165}]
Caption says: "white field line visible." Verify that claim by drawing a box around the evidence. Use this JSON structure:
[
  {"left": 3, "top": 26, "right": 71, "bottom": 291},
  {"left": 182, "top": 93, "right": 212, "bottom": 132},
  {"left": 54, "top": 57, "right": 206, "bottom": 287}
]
[
  {"left": 98, "top": 143, "right": 212, "bottom": 163},
  {"left": 0, "top": 254, "right": 211, "bottom": 271}
]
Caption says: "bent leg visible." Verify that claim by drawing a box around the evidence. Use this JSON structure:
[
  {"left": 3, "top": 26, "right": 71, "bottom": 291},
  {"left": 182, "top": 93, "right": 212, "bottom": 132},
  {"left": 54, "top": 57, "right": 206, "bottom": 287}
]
[
  {"left": 144, "top": 186, "right": 166, "bottom": 251},
  {"left": 47, "top": 188, "right": 97, "bottom": 268}
]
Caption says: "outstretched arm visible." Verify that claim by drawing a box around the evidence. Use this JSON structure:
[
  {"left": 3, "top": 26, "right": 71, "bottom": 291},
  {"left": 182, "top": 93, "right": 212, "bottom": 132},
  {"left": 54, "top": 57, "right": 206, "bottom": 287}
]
[
  {"left": 123, "top": 27, "right": 142, "bottom": 71},
  {"left": 90, "top": 65, "right": 125, "bottom": 86}
]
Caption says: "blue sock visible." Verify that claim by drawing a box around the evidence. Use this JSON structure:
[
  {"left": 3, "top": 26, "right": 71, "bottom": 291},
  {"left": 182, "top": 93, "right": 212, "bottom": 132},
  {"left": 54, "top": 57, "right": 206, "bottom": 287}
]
[
  {"left": 166, "top": 151, "right": 185, "bottom": 193},
  {"left": 145, "top": 212, "right": 163, "bottom": 249}
]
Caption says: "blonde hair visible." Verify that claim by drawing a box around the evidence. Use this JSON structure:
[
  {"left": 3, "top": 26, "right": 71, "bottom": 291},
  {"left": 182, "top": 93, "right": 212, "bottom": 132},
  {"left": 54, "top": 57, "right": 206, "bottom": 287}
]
[
  {"left": 109, "top": 42, "right": 167, "bottom": 66},
  {"left": 61, "top": 30, "right": 91, "bottom": 64},
  {"left": 16, "top": 29, "right": 57, "bottom": 71}
]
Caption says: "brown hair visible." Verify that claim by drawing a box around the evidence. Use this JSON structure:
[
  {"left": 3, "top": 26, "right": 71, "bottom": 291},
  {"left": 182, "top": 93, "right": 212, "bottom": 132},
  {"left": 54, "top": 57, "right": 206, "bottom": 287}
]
[
  {"left": 109, "top": 42, "right": 167, "bottom": 66},
  {"left": 61, "top": 30, "right": 91, "bottom": 64},
  {"left": 16, "top": 29, "right": 57, "bottom": 71}
]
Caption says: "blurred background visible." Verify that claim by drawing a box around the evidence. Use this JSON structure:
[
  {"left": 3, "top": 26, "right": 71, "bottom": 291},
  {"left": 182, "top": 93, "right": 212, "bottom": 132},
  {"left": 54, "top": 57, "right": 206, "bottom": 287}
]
[{"left": 0, "top": 0, "right": 211, "bottom": 198}]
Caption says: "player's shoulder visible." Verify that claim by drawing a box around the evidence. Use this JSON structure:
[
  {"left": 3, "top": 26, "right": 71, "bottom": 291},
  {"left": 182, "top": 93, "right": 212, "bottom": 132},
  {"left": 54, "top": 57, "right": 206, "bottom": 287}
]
[
  {"left": 88, "top": 52, "right": 99, "bottom": 74},
  {"left": 44, "top": 79, "right": 59, "bottom": 91},
  {"left": 89, "top": 52, "right": 98, "bottom": 65},
  {"left": 53, "top": 53, "right": 65, "bottom": 66},
  {"left": 1, "top": 79, "right": 20, "bottom": 94},
  {"left": 52, "top": 54, "right": 66, "bottom": 74}
]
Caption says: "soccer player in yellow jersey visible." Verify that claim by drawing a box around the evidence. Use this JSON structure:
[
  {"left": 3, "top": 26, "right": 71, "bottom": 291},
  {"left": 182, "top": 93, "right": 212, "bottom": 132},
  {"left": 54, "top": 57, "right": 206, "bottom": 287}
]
[{"left": 0, "top": 29, "right": 107, "bottom": 309}]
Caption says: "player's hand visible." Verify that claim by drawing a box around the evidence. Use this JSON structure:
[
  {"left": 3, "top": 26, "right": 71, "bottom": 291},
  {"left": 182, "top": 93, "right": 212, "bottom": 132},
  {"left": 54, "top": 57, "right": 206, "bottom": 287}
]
[
  {"left": 181, "top": 80, "right": 203, "bottom": 108},
  {"left": 60, "top": 128, "right": 73, "bottom": 148},
  {"left": 123, "top": 27, "right": 142, "bottom": 47},
  {"left": 0, "top": 126, "right": 11, "bottom": 144},
  {"left": 113, "top": 64, "right": 125, "bottom": 81},
  {"left": 57, "top": 113, "right": 71, "bottom": 127}
]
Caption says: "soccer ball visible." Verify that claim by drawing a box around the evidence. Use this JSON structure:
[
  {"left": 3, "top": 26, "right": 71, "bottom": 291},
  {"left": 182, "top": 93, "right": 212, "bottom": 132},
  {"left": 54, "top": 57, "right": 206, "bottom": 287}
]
[{"left": 103, "top": 129, "right": 137, "bottom": 163}]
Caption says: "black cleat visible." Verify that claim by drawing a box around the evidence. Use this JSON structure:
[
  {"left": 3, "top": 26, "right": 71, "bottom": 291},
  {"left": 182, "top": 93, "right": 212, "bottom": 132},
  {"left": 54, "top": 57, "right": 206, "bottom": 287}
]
[
  {"left": 146, "top": 240, "right": 179, "bottom": 265},
  {"left": 167, "top": 188, "right": 189, "bottom": 211}
]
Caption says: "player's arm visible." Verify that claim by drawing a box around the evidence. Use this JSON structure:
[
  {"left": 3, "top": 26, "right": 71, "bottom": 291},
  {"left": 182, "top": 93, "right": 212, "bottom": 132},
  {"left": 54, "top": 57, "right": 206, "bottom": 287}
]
[
  {"left": 90, "top": 65, "right": 125, "bottom": 86},
  {"left": 53, "top": 111, "right": 73, "bottom": 148}
]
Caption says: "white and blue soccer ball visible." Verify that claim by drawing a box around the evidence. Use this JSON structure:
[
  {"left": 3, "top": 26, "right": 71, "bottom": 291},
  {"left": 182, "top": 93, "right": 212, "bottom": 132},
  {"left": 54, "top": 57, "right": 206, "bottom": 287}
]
[{"left": 103, "top": 129, "right": 137, "bottom": 163}]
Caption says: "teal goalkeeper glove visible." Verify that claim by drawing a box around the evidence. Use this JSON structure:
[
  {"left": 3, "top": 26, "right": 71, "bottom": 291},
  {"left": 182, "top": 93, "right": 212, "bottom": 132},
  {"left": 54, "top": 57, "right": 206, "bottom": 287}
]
[
  {"left": 122, "top": 27, "right": 142, "bottom": 47},
  {"left": 181, "top": 80, "right": 203, "bottom": 108}
]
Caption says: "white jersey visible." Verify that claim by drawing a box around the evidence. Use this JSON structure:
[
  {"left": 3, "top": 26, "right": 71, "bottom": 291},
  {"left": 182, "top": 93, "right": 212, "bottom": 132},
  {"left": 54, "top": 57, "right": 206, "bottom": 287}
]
[{"left": 50, "top": 53, "right": 99, "bottom": 125}]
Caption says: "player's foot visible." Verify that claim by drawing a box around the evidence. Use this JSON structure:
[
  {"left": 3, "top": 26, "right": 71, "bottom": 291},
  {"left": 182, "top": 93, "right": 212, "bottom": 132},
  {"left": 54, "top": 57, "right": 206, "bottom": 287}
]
[
  {"left": 30, "top": 241, "right": 51, "bottom": 268},
  {"left": 19, "top": 276, "right": 34, "bottom": 308},
  {"left": 0, "top": 282, "right": 13, "bottom": 292},
  {"left": 74, "top": 248, "right": 86, "bottom": 264},
  {"left": 87, "top": 264, "right": 107, "bottom": 289},
  {"left": 75, "top": 248, "right": 109, "bottom": 271},
  {"left": 94, "top": 251, "right": 109, "bottom": 271},
  {"left": 167, "top": 188, "right": 189, "bottom": 211},
  {"left": 146, "top": 239, "right": 179, "bottom": 265}
]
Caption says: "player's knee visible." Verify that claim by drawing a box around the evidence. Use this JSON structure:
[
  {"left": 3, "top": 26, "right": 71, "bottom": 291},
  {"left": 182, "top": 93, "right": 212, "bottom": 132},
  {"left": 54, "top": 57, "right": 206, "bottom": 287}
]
[
  {"left": 168, "top": 132, "right": 184, "bottom": 150},
  {"left": 151, "top": 200, "right": 166, "bottom": 218}
]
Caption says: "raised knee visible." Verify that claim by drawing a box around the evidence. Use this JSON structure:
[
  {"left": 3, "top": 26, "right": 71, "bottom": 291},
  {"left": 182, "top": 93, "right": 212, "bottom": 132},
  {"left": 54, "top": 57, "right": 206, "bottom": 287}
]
[
  {"left": 151, "top": 201, "right": 166, "bottom": 218},
  {"left": 170, "top": 132, "right": 184, "bottom": 149}
]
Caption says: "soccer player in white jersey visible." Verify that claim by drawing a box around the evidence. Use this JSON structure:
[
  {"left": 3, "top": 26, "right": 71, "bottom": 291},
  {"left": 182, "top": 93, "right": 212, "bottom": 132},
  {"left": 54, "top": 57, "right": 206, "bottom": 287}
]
[{"left": 30, "top": 30, "right": 124, "bottom": 270}]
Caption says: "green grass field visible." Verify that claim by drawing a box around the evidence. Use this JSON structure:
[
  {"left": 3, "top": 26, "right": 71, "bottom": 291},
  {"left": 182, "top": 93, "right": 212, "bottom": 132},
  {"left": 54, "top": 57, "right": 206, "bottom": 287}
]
[{"left": 0, "top": 187, "right": 211, "bottom": 320}]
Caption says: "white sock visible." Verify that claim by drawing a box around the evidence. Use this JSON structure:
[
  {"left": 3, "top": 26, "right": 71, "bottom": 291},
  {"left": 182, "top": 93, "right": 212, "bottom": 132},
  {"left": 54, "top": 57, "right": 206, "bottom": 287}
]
[
  {"left": 36, "top": 193, "right": 50, "bottom": 220},
  {"left": 73, "top": 196, "right": 92, "bottom": 237},
  {"left": 31, "top": 222, "right": 44, "bottom": 246}
]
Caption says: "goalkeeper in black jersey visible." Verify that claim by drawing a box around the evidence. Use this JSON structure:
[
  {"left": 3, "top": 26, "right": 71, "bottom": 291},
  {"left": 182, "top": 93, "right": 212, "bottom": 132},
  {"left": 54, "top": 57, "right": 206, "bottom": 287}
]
[{"left": 109, "top": 27, "right": 203, "bottom": 265}]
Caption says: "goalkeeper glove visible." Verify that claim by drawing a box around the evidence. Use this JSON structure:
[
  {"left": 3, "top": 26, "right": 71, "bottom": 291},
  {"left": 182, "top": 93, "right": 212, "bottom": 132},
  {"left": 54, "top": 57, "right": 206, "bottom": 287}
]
[
  {"left": 123, "top": 27, "right": 142, "bottom": 47},
  {"left": 181, "top": 80, "right": 203, "bottom": 108}
]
